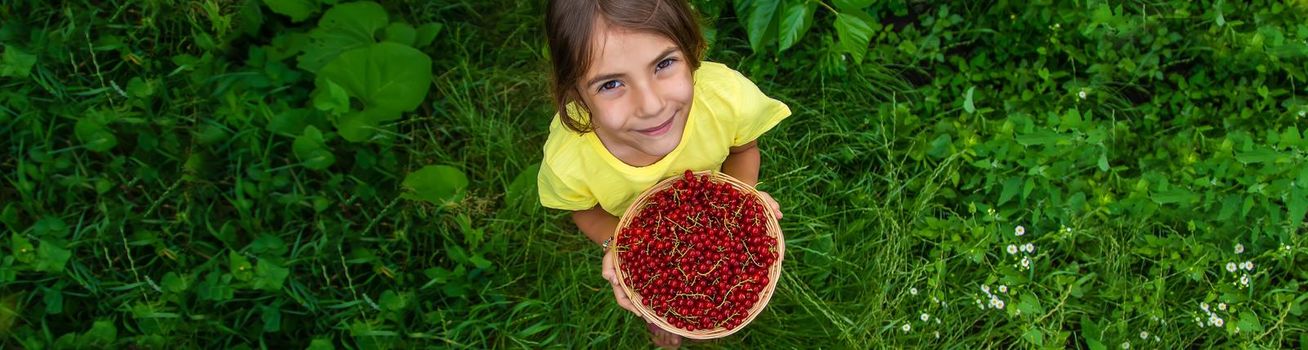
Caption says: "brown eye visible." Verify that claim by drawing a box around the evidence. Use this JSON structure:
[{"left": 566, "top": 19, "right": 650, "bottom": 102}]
[
  {"left": 598, "top": 80, "right": 623, "bottom": 92},
  {"left": 656, "top": 58, "right": 676, "bottom": 71}
]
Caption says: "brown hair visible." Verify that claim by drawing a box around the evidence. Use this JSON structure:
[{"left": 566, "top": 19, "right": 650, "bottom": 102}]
[{"left": 546, "top": 0, "right": 706, "bottom": 134}]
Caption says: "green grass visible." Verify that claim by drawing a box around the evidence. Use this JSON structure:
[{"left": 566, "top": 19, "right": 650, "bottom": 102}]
[{"left": 2, "top": 0, "right": 1307, "bottom": 349}]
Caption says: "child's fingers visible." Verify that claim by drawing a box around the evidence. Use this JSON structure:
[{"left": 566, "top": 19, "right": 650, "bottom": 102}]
[
  {"left": 603, "top": 251, "right": 642, "bottom": 316},
  {"left": 759, "top": 191, "right": 783, "bottom": 220},
  {"left": 611, "top": 282, "right": 640, "bottom": 315}
]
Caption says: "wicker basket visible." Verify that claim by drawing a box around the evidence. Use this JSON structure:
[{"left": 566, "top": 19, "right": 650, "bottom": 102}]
[{"left": 612, "top": 170, "right": 785, "bottom": 340}]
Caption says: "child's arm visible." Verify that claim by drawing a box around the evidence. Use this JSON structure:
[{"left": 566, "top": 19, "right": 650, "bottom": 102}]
[
  {"left": 722, "top": 140, "right": 762, "bottom": 186},
  {"left": 571, "top": 205, "right": 618, "bottom": 245},
  {"left": 722, "top": 140, "right": 783, "bottom": 219}
]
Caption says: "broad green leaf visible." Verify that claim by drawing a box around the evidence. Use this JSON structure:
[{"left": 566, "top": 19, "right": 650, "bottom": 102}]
[
  {"left": 963, "top": 86, "right": 976, "bottom": 113},
  {"left": 32, "top": 216, "right": 68, "bottom": 238},
  {"left": 383, "top": 22, "right": 416, "bottom": 47},
  {"left": 262, "top": 0, "right": 319, "bottom": 22},
  {"left": 1281, "top": 126, "right": 1303, "bottom": 148},
  {"left": 506, "top": 163, "right": 541, "bottom": 208},
  {"left": 1022, "top": 328, "right": 1043, "bottom": 347},
  {"left": 1, "top": 45, "right": 37, "bottom": 78},
  {"left": 308, "top": 338, "right": 335, "bottom": 350},
  {"left": 334, "top": 106, "right": 399, "bottom": 142},
  {"left": 379, "top": 290, "right": 407, "bottom": 311},
  {"left": 293, "top": 125, "right": 336, "bottom": 170},
  {"left": 1097, "top": 152, "right": 1109, "bottom": 171},
  {"left": 12, "top": 234, "right": 36, "bottom": 263},
  {"left": 998, "top": 176, "right": 1022, "bottom": 206},
  {"left": 1235, "top": 147, "right": 1284, "bottom": 164},
  {"left": 319, "top": 42, "right": 432, "bottom": 114},
  {"left": 74, "top": 119, "right": 117, "bottom": 153},
  {"left": 197, "top": 270, "right": 234, "bottom": 301},
  {"left": 266, "top": 108, "right": 322, "bottom": 136},
  {"left": 44, "top": 287, "right": 62, "bottom": 314},
  {"left": 1018, "top": 293, "right": 1045, "bottom": 315},
  {"left": 322, "top": 37, "right": 432, "bottom": 143},
  {"left": 253, "top": 260, "right": 290, "bottom": 291},
  {"left": 312, "top": 77, "right": 350, "bottom": 114},
  {"left": 84, "top": 320, "right": 117, "bottom": 346},
  {"left": 34, "top": 240, "right": 71, "bottom": 273},
  {"left": 161, "top": 272, "right": 189, "bottom": 293},
  {"left": 414, "top": 23, "right": 444, "bottom": 48},
  {"left": 1237, "top": 311, "right": 1264, "bottom": 332},
  {"left": 401, "top": 165, "right": 469, "bottom": 206},
  {"left": 1150, "top": 188, "right": 1197, "bottom": 205},
  {"left": 127, "top": 77, "right": 154, "bottom": 98},
  {"left": 262, "top": 305, "right": 281, "bottom": 332},
  {"left": 835, "top": 11, "right": 875, "bottom": 63},
  {"left": 833, "top": 0, "right": 874, "bottom": 12},
  {"left": 230, "top": 251, "right": 254, "bottom": 282},
  {"left": 777, "top": 0, "right": 816, "bottom": 52},
  {"left": 1015, "top": 130, "right": 1069, "bottom": 146},
  {"left": 1081, "top": 315, "right": 1106, "bottom": 350},
  {"left": 298, "top": 1, "right": 388, "bottom": 72},
  {"left": 738, "top": 0, "right": 780, "bottom": 53},
  {"left": 1288, "top": 185, "right": 1306, "bottom": 229},
  {"left": 249, "top": 234, "right": 289, "bottom": 257}
]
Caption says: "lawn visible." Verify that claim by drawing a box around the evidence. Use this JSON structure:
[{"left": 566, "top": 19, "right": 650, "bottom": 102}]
[{"left": 1, "top": 0, "right": 1306, "bottom": 348}]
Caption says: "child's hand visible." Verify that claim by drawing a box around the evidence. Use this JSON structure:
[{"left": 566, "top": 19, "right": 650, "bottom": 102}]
[
  {"left": 601, "top": 248, "right": 643, "bottom": 317},
  {"left": 757, "top": 191, "right": 783, "bottom": 220}
]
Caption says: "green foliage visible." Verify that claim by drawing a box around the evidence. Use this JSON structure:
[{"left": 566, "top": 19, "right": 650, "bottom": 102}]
[{"left": 1, "top": 0, "right": 1306, "bottom": 348}]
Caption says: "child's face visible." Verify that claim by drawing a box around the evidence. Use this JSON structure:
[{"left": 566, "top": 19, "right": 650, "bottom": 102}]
[{"left": 578, "top": 21, "right": 693, "bottom": 165}]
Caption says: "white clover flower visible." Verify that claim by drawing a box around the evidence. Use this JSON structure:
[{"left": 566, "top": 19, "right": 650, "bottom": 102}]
[
  {"left": 1235, "top": 243, "right": 1244, "bottom": 254},
  {"left": 1023, "top": 243, "right": 1035, "bottom": 253},
  {"left": 910, "top": 287, "right": 918, "bottom": 296},
  {"left": 932, "top": 296, "right": 939, "bottom": 304},
  {"left": 921, "top": 313, "right": 930, "bottom": 322},
  {"left": 1140, "top": 331, "right": 1148, "bottom": 340},
  {"left": 1225, "top": 262, "right": 1238, "bottom": 273},
  {"left": 1240, "top": 274, "right": 1250, "bottom": 287},
  {"left": 935, "top": 330, "right": 940, "bottom": 338},
  {"left": 1015, "top": 225, "right": 1026, "bottom": 236},
  {"left": 991, "top": 297, "right": 1006, "bottom": 310},
  {"left": 1021, "top": 256, "right": 1032, "bottom": 269},
  {"left": 936, "top": 318, "right": 941, "bottom": 324},
  {"left": 1213, "top": 317, "right": 1224, "bottom": 327},
  {"left": 982, "top": 285, "right": 991, "bottom": 294},
  {"left": 1201, "top": 302, "right": 1210, "bottom": 312},
  {"left": 1079, "top": 90, "right": 1088, "bottom": 100},
  {"left": 1242, "top": 261, "right": 1254, "bottom": 271},
  {"left": 902, "top": 323, "right": 911, "bottom": 332},
  {"left": 1121, "top": 341, "right": 1130, "bottom": 349},
  {"left": 999, "top": 285, "right": 1008, "bottom": 294},
  {"left": 1154, "top": 335, "right": 1160, "bottom": 342},
  {"left": 1066, "top": 227, "right": 1072, "bottom": 233},
  {"left": 1218, "top": 303, "right": 1227, "bottom": 311},
  {"left": 1007, "top": 244, "right": 1019, "bottom": 255}
]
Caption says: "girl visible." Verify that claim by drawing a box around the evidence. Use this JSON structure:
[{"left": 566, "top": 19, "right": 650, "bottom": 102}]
[{"left": 538, "top": 0, "right": 789, "bottom": 348}]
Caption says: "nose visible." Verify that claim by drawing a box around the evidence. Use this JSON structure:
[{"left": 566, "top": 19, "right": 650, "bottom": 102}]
[{"left": 635, "top": 82, "right": 666, "bottom": 120}]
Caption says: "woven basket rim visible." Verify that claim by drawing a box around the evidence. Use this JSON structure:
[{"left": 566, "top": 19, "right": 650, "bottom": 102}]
[{"left": 612, "top": 170, "right": 785, "bottom": 340}]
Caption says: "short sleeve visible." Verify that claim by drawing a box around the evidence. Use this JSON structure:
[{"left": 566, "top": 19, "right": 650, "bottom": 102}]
[
  {"left": 723, "top": 69, "right": 791, "bottom": 147},
  {"left": 537, "top": 159, "right": 597, "bottom": 211}
]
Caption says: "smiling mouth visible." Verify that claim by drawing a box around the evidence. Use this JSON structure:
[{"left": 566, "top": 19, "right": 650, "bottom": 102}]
[{"left": 636, "top": 115, "right": 675, "bottom": 134}]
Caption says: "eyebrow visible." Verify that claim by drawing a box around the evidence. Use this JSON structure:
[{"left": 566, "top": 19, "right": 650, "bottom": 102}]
[{"left": 585, "top": 47, "right": 680, "bottom": 88}]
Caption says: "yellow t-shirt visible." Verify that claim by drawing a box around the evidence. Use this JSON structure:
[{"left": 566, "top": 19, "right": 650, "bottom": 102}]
[{"left": 537, "top": 61, "right": 791, "bottom": 217}]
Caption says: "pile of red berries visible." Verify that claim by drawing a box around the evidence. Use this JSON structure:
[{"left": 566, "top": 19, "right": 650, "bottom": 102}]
[{"left": 617, "top": 170, "right": 779, "bottom": 332}]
